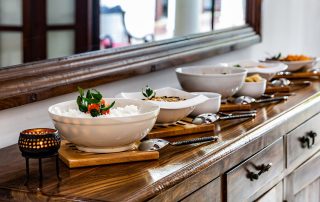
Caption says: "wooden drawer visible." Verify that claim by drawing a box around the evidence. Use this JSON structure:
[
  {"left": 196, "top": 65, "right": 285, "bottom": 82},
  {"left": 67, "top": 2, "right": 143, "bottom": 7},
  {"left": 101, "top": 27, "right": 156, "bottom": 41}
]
[
  {"left": 287, "top": 113, "right": 320, "bottom": 167},
  {"left": 226, "top": 138, "right": 284, "bottom": 202},
  {"left": 181, "top": 177, "right": 221, "bottom": 202},
  {"left": 289, "top": 151, "right": 320, "bottom": 196}
]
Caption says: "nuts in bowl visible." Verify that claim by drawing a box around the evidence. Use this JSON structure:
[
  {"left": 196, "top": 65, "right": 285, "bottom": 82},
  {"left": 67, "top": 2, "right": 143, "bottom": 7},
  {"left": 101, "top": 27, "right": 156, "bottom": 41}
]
[{"left": 236, "top": 74, "right": 267, "bottom": 98}]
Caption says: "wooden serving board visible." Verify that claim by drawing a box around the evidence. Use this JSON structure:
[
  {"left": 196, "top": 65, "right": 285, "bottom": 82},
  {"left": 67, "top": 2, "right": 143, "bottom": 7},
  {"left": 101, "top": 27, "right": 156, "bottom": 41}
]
[
  {"left": 220, "top": 103, "right": 252, "bottom": 112},
  {"left": 59, "top": 141, "right": 159, "bottom": 168},
  {"left": 265, "top": 86, "right": 290, "bottom": 94},
  {"left": 147, "top": 117, "right": 215, "bottom": 138}
]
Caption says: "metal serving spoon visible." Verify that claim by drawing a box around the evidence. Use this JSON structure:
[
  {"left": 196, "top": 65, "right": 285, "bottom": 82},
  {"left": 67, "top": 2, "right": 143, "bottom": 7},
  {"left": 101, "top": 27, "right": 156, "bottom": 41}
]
[
  {"left": 138, "top": 136, "right": 218, "bottom": 151},
  {"left": 192, "top": 112, "right": 256, "bottom": 125},
  {"left": 271, "top": 78, "right": 312, "bottom": 87},
  {"left": 234, "top": 95, "right": 288, "bottom": 105}
]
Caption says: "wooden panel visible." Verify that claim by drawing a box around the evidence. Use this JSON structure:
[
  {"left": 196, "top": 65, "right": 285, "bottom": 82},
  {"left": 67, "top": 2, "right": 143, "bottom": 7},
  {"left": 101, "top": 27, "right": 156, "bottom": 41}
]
[
  {"left": 59, "top": 141, "right": 159, "bottom": 168},
  {"left": 291, "top": 151, "right": 320, "bottom": 195},
  {"left": 181, "top": 177, "right": 221, "bottom": 202},
  {"left": 148, "top": 118, "right": 215, "bottom": 138},
  {"left": 295, "top": 177, "right": 320, "bottom": 202},
  {"left": 220, "top": 103, "right": 252, "bottom": 112},
  {"left": 287, "top": 112, "right": 320, "bottom": 168},
  {"left": 255, "top": 181, "right": 283, "bottom": 202},
  {"left": 226, "top": 138, "right": 284, "bottom": 202}
]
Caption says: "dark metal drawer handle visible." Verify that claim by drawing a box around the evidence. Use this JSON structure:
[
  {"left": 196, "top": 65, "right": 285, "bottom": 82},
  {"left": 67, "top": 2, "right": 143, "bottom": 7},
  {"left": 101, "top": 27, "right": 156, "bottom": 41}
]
[
  {"left": 246, "top": 163, "right": 272, "bottom": 181},
  {"left": 299, "top": 131, "right": 317, "bottom": 149},
  {"left": 307, "top": 131, "right": 317, "bottom": 146}
]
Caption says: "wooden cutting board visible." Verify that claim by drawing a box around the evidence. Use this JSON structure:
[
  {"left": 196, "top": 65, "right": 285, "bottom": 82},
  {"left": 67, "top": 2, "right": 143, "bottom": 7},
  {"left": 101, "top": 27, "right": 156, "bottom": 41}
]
[
  {"left": 148, "top": 117, "right": 215, "bottom": 138},
  {"left": 59, "top": 141, "right": 159, "bottom": 168}
]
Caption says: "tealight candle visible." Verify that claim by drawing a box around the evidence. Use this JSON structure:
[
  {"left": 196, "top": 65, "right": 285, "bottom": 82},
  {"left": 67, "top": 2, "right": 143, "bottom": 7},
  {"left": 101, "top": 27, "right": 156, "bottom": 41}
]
[
  {"left": 18, "top": 128, "right": 61, "bottom": 186},
  {"left": 18, "top": 128, "right": 61, "bottom": 157}
]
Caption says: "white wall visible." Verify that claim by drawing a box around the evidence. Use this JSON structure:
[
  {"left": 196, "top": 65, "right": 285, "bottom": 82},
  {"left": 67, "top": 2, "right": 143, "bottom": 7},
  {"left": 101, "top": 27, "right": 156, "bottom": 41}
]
[{"left": 1, "top": 0, "right": 320, "bottom": 148}]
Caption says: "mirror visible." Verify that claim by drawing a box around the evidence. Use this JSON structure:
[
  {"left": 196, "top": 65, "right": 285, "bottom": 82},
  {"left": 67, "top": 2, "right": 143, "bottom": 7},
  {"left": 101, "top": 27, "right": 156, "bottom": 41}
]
[
  {"left": 0, "top": 0, "right": 247, "bottom": 68},
  {"left": 0, "top": 0, "right": 261, "bottom": 110}
]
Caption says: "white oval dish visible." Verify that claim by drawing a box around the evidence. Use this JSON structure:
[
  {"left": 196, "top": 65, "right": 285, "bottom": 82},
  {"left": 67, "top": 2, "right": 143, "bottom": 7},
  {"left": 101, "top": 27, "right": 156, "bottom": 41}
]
[
  {"left": 236, "top": 78, "right": 267, "bottom": 99},
  {"left": 265, "top": 57, "right": 318, "bottom": 72},
  {"left": 190, "top": 92, "right": 221, "bottom": 117},
  {"left": 175, "top": 66, "right": 247, "bottom": 98},
  {"left": 117, "top": 87, "right": 208, "bottom": 124},
  {"left": 219, "top": 60, "right": 288, "bottom": 80},
  {"left": 48, "top": 98, "right": 160, "bottom": 153}
]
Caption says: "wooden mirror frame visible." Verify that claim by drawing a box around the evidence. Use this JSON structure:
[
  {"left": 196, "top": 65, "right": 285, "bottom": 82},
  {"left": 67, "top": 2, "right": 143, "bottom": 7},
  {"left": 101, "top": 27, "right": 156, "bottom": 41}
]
[{"left": 0, "top": 0, "right": 261, "bottom": 110}]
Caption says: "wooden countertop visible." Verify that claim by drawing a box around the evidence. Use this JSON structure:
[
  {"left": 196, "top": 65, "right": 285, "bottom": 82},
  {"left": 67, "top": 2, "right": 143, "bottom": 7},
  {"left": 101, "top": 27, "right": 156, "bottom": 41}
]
[{"left": 1, "top": 81, "right": 320, "bottom": 202}]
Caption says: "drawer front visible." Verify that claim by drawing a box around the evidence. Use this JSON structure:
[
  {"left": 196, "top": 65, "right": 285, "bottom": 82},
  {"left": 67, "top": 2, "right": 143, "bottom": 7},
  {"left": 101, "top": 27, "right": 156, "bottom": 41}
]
[
  {"left": 226, "top": 138, "right": 284, "bottom": 202},
  {"left": 181, "top": 177, "right": 221, "bottom": 202},
  {"left": 287, "top": 113, "right": 320, "bottom": 167}
]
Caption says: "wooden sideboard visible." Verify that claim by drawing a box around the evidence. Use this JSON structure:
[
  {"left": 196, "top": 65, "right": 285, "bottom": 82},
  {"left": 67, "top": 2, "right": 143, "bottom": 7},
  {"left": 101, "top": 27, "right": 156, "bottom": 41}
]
[{"left": 1, "top": 80, "right": 320, "bottom": 202}]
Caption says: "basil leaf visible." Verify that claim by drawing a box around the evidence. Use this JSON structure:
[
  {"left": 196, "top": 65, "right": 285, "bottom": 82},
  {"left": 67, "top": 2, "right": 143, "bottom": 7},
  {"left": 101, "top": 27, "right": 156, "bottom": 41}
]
[
  {"left": 77, "top": 96, "right": 87, "bottom": 112},
  {"left": 78, "top": 87, "right": 84, "bottom": 97},
  {"left": 86, "top": 90, "right": 92, "bottom": 99},
  {"left": 83, "top": 97, "right": 100, "bottom": 104},
  {"left": 90, "top": 109, "right": 100, "bottom": 117},
  {"left": 91, "top": 90, "right": 103, "bottom": 101},
  {"left": 101, "top": 101, "right": 115, "bottom": 111}
]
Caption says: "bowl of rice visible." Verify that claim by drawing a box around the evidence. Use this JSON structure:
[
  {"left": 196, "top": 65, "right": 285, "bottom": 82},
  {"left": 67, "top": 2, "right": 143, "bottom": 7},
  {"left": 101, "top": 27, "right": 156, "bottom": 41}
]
[{"left": 48, "top": 98, "right": 160, "bottom": 153}]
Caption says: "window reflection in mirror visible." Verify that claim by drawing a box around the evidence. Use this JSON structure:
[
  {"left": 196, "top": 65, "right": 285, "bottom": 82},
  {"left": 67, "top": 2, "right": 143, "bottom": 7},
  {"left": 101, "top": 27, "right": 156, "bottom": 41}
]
[{"left": 0, "top": 0, "right": 247, "bottom": 68}]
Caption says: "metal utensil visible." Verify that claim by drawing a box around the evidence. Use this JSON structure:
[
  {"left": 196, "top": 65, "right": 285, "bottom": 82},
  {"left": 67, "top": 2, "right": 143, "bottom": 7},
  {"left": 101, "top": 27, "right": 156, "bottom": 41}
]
[
  {"left": 234, "top": 95, "right": 288, "bottom": 105},
  {"left": 192, "top": 113, "right": 256, "bottom": 125},
  {"left": 218, "top": 110, "right": 257, "bottom": 116},
  {"left": 271, "top": 78, "right": 312, "bottom": 87},
  {"left": 138, "top": 136, "right": 218, "bottom": 151}
]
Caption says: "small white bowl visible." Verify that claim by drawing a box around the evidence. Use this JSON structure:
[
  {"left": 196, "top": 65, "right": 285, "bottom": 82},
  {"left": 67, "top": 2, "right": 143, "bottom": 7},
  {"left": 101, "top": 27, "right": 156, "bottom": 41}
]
[
  {"left": 117, "top": 87, "right": 208, "bottom": 124},
  {"left": 48, "top": 98, "right": 160, "bottom": 153},
  {"left": 190, "top": 92, "right": 221, "bottom": 117},
  {"left": 236, "top": 78, "right": 267, "bottom": 99},
  {"left": 175, "top": 66, "right": 247, "bottom": 98}
]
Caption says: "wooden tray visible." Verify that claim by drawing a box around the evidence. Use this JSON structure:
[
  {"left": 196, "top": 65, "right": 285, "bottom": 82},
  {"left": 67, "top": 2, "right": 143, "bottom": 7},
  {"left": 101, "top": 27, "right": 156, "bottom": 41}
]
[
  {"left": 265, "top": 86, "right": 290, "bottom": 94},
  {"left": 59, "top": 141, "right": 159, "bottom": 168},
  {"left": 220, "top": 103, "right": 252, "bottom": 112},
  {"left": 147, "top": 117, "right": 215, "bottom": 138}
]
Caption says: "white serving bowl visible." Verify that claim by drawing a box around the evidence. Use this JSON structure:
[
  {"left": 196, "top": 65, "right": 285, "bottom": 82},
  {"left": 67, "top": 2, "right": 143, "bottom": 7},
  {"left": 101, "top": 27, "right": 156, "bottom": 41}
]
[
  {"left": 236, "top": 78, "right": 267, "bottom": 99},
  {"left": 117, "top": 87, "right": 208, "bottom": 124},
  {"left": 265, "top": 58, "right": 317, "bottom": 72},
  {"left": 190, "top": 92, "right": 221, "bottom": 117},
  {"left": 220, "top": 60, "right": 288, "bottom": 81},
  {"left": 175, "top": 66, "right": 247, "bottom": 98},
  {"left": 48, "top": 98, "right": 160, "bottom": 153}
]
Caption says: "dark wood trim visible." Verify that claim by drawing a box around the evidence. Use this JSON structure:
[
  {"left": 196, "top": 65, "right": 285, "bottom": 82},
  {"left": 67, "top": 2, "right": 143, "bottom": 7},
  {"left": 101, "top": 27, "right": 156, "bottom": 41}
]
[
  {"left": 247, "top": 0, "right": 262, "bottom": 35},
  {"left": 75, "top": 0, "right": 92, "bottom": 53},
  {"left": 0, "top": 0, "right": 262, "bottom": 110},
  {"left": 47, "top": 25, "right": 76, "bottom": 30},
  {"left": 0, "top": 26, "right": 22, "bottom": 31}
]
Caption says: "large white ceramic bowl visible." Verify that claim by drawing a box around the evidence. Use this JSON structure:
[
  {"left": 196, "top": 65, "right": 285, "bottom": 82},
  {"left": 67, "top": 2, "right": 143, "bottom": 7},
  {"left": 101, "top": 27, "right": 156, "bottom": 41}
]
[
  {"left": 175, "top": 66, "right": 247, "bottom": 98},
  {"left": 236, "top": 78, "right": 267, "bottom": 99},
  {"left": 219, "top": 60, "right": 288, "bottom": 80},
  {"left": 190, "top": 92, "right": 221, "bottom": 117},
  {"left": 48, "top": 98, "right": 160, "bottom": 153},
  {"left": 117, "top": 87, "right": 208, "bottom": 124}
]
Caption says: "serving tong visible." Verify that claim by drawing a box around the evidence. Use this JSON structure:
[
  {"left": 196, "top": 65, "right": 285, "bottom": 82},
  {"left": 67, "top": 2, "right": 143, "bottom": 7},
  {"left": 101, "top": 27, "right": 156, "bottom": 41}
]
[{"left": 192, "top": 112, "right": 256, "bottom": 125}]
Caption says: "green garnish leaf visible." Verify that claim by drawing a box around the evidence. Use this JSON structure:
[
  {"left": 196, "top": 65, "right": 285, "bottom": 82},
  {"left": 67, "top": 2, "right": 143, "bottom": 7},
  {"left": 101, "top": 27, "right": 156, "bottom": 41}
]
[
  {"left": 91, "top": 89, "right": 103, "bottom": 100},
  {"left": 82, "top": 97, "right": 100, "bottom": 104},
  {"left": 101, "top": 101, "right": 116, "bottom": 111},
  {"left": 234, "top": 64, "right": 242, "bottom": 67},
  {"left": 78, "top": 87, "right": 84, "bottom": 97},
  {"left": 90, "top": 109, "right": 100, "bottom": 117},
  {"left": 142, "top": 86, "right": 156, "bottom": 100},
  {"left": 77, "top": 96, "right": 87, "bottom": 112}
]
